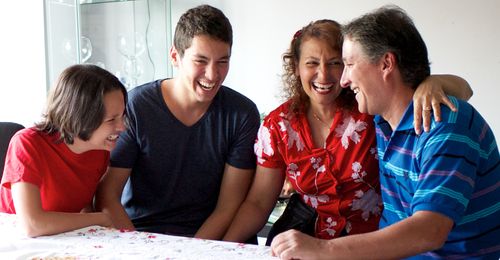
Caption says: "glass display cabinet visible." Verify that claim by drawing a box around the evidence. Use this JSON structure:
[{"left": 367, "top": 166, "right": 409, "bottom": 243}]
[{"left": 44, "top": 0, "right": 173, "bottom": 90}]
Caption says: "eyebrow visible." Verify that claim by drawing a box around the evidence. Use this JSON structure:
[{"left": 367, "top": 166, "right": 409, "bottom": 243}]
[{"left": 193, "top": 54, "right": 230, "bottom": 61}]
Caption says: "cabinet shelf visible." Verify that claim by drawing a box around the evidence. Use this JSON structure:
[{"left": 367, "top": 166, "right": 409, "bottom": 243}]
[{"left": 44, "top": 0, "right": 172, "bottom": 90}]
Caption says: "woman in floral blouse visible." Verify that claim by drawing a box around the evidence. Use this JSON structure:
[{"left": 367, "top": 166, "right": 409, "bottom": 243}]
[{"left": 223, "top": 20, "right": 472, "bottom": 243}]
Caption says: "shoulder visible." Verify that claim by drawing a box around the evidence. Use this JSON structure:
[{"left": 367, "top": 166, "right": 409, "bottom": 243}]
[
  {"left": 11, "top": 128, "right": 44, "bottom": 144},
  {"left": 8, "top": 127, "right": 52, "bottom": 153},
  {"left": 434, "top": 97, "right": 485, "bottom": 134},
  {"left": 418, "top": 98, "right": 494, "bottom": 152},
  {"left": 217, "top": 86, "right": 257, "bottom": 109},
  {"left": 215, "top": 86, "right": 259, "bottom": 119},
  {"left": 265, "top": 100, "right": 293, "bottom": 120},
  {"left": 127, "top": 80, "right": 163, "bottom": 104}
]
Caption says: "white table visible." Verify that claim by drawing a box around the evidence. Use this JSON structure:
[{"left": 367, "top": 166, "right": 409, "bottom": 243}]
[{"left": 0, "top": 213, "right": 277, "bottom": 259}]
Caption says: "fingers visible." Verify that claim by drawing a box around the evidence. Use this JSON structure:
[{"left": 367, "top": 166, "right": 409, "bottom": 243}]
[
  {"left": 440, "top": 95, "right": 457, "bottom": 112},
  {"left": 422, "top": 107, "right": 432, "bottom": 133},
  {"left": 271, "top": 230, "right": 299, "bottom": 260},
  {"left": 413, "top": 103, "right": 423, "bottom": 135},
  {"left": 431, "top": 102, "right": 442, "bottom": 123}
]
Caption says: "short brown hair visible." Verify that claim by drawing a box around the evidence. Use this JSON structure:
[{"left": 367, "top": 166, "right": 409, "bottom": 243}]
[
  {"left": 36, "top": 64, "right": 127, "bottom": 144},
  {"left": 342, "top": 5, "right": 430, "bottom": 89},
  {"left": 173, "top": 4, "right": 232, "bottom": 57}
]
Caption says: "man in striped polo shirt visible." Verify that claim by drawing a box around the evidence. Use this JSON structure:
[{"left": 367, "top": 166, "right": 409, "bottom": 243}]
[{"left": 334, "top": 5, "right": 499, "bottom": 259}]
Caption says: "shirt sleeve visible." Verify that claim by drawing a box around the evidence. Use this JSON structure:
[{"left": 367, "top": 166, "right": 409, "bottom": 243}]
[
  {"left": 226, "top": 102, "right": 260, "bottom": 170},
  {"left": 2, "top": 132, "right": 44, "bottom": 189},
  {"left": 411, "top": 123, "right": 479, "bottom": 223},
  {"left": 255, "top": 113, "right": 287, "bottom": 169}
]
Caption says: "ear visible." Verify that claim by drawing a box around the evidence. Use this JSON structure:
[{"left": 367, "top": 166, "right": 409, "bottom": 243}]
[
  {"left": 169, "top": 46, "right": 180, "bottom": 67},
  {"left": 381, "top": 52, "right": 397, "bottom": 79}
]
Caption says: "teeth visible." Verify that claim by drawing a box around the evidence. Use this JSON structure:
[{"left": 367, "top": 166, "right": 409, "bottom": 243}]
[
  {"left": 352, "top": 88, "right": 359, "bottom": 94},
  {"left": 107, "top": 134, "right": 119, "bottom": 141},
  {"left": 313, "top": 82, "right": 333, "bottom": 90},
  {"left": 199, "top": 81, "right": 215, "bottom": 90},
  {"left": 312, "top": 82, "right": 333, "bottom": 93}
]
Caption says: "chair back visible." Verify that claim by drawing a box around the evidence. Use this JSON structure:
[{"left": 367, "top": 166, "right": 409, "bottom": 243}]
[{"left": 0, "top": 122, "right": 24, "bottom": 179}]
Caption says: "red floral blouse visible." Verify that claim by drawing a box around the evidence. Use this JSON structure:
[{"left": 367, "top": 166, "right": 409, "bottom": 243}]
[{"left": 255, "top": 101, "right": 382, "bottom": 239}]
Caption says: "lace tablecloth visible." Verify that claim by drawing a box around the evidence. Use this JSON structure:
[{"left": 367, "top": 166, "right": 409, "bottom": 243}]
[{"left": 0, "top": 213, "right": 276, "bottom": 260}]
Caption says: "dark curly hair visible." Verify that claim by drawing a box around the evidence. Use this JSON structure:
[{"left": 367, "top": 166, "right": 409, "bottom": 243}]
[{"left": 282, "top": 19, "right": 355, "bottom": 114}]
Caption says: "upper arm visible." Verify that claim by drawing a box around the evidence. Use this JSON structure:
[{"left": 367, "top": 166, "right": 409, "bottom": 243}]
[
  {"left": 244, "top": 165, "right": 286, "bottom": 211},
  {"left": 215, "top": 164, "right": 255, "bottom": 209},
  {"left": 11, "top": 182, "right": 43, "bottom": 222}
]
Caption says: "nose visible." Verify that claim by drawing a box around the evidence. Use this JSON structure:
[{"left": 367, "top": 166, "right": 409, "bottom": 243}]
[
  {"left": 340, "top": 67, "right": 350, "bottom": 89},
  {"left": 205, "top": 62, "right": 219, "bottom": 81},
  {"left": 116, "top": 116, "right": 126, "bottom": 132},
  {"left": 317, "top": 63, "right": 329, "bottom": 81}
]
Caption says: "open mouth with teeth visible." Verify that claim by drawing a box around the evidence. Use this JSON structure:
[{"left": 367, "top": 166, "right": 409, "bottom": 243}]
[
  {"left": 198, "top": 81, "right": 216, "bottom": 91},
  {"left": 312, "top": 82, "right": 334, "bottom": 93},
  {"left": 352, "top": 87, "right": 360, "bottom": 94},
  {"left": 106, "top": 134, "right": 119, "bottom": 141}
]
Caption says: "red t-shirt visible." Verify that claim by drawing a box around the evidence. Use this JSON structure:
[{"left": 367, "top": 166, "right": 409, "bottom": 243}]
[
  {"left": 0, "top": 128, "right": 109, "bottom": 213},
  {"left": 255, "top": 101, "right": 382, "bottom": 239}
]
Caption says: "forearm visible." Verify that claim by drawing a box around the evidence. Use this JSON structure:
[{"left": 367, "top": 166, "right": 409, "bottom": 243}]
[
  {"left": 272, "top": 211, "right": 453, "bottom": 259},
  {"left": 196, "top": 165, "right": 255, "bottom": 240},
  {"left": 19, "top": 211, "right": 111, "bottom": 238},
  {"left": 223, "top": 201, "right": 272, "bottom": 242},
  {"left": 95, "top": 197, "right": 134, "bottom": 230},
  {"left": 195, "top": 210, "right": 235, "bottom": 240},
  {"left": 94, "top": 167, "right": 134, "bottom": 230},
  {"left": 434, "top": 74, "right": 472, "bottom": 100},
  {"left": 325, "top": 212, "right": 452, "bottom": 259}
]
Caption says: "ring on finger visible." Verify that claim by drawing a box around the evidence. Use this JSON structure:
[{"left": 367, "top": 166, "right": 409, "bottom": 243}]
[{"left": 423, "top": 106, "right": 432, "bottom": 111}]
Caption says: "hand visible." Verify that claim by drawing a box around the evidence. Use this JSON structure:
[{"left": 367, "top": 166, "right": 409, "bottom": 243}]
[
  {"left": 413, "top": 76, "right": 457, "bottom": 135},
  {"left": 99, "top": 212, "right": 114, "bottom": 228},
  {"left": 271, "top": 229, "right": 330, "bottom": 260},
  {"left": 280, "top": 178, "right": 295, "bottom": 198}
]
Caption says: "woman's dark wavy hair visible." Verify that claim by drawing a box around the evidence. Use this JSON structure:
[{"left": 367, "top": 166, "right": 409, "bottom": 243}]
[
  {"left": 36, "top": 64, "right": 127, "bottom": 144},
  {"left": 282, "top": 19, "right": 355, "bottom": 114}
]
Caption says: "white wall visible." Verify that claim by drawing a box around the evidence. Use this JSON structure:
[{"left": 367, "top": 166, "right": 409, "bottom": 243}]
[
  {"left": 1, "top": 0, "right": 499, "bottom": 139},
  {"left": 0, "top": 2, "right": 46, "bottom": 128},
  {"left": 173, "top": 0, "right": 500, "bottom": 138}
]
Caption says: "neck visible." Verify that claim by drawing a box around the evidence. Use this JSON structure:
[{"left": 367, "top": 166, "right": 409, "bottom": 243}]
[
  {"left": 66, "top": 138, "right": 89, "bottom": 154},
  {"left": 162, "top": 79, "right": 211, "bottom": 126},
  {"left": 308, "top": 102, "right": 336, "bottom": 128},
  {"left": 380, "top": 87, "right": 414, "bottom": 130},
  {"left": 169, "top": 78, "right": 211, "bottom": 112}
]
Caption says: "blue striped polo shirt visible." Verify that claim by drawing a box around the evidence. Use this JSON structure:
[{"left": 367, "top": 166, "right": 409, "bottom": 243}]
[{"left": 375, "top": 96, "right": 500, "bottom": 259}]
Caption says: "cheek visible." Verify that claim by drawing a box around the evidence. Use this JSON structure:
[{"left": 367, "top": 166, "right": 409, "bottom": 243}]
[
  {"left": 333, "top": 68, "right": 343, "bottom": 80},
  {"left": 298, "top": 68, "right": 312, "bottom": 82}
]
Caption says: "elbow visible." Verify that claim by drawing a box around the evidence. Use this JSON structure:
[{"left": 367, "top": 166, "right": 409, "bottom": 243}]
[
  {"left": 424, "top": 235, "right": 448, "bottom": 251},
  {"left": 419, "top": 228, "right": 449, "bottom": 252},
  {"left": 465, "top": 88, "right": 473, "bottom": 100},
  {"left": 18, "top": 215, "right": 51, "bottom": 238},
  {"left": 20, "top": 223, "right": 45, "bottom": 238}
]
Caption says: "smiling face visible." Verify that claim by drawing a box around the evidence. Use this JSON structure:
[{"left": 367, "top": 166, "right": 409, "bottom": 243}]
[
  {"left": 340, "top": 37, "right": 385, "bottom": 115},
  {"left": 82, "top": 89, "right": 126, "bottom": 152},
  {"left": 171, "top": 34, "right": 230, "bottom": 104},
  {"left": 296, "top": 37, "right": 344, "bottom": 108}
]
